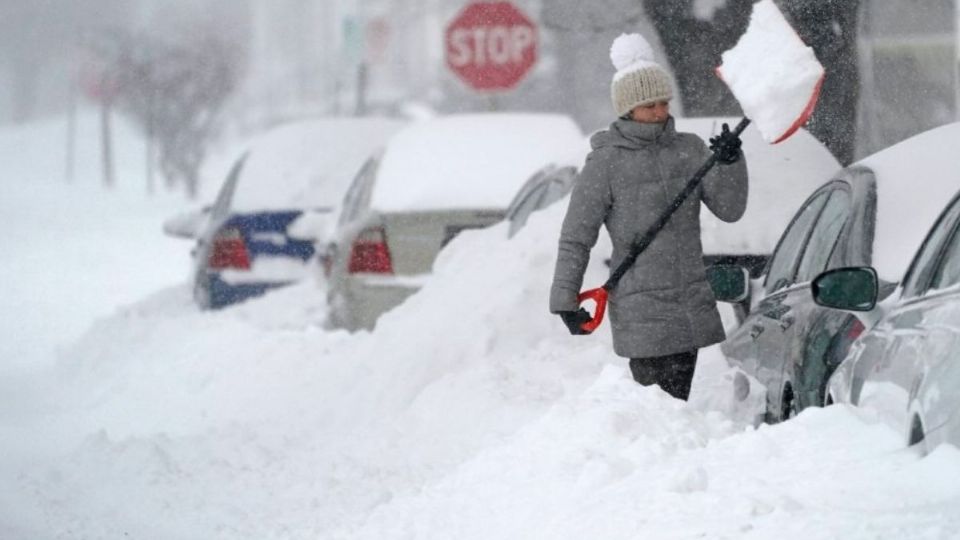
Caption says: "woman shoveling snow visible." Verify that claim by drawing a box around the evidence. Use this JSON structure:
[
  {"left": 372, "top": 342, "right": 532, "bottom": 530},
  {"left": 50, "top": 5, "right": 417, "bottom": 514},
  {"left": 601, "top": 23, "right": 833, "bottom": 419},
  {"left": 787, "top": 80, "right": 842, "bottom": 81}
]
[{"left": 550, "top": 32, "right": 749, "bottom": 401}]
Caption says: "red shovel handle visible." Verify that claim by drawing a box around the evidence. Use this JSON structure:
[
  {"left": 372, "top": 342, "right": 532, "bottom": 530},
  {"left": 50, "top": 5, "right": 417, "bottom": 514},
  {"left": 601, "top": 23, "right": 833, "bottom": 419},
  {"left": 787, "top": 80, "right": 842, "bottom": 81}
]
[{"left": 576, "top": 287, "right": 609, "bottom": 333}]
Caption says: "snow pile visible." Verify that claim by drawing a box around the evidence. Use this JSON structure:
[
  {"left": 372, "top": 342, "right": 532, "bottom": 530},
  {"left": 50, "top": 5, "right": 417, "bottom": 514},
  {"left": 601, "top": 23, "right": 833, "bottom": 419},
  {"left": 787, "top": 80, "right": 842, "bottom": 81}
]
[
  {"left": 2, "top": 114, "right": 960, "bottom": 539},
  {"left": 717, "top": 0, "right": 824, "bottom": 143}
]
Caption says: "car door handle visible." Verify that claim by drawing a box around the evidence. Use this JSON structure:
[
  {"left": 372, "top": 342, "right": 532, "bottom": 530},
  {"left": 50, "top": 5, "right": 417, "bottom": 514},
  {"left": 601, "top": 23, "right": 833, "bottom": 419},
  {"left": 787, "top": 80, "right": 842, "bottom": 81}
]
[
  {"left": 750, "top": 324, "right": 764, "bottom": 340},
  {"left": 779, "top": 316, "right": 795, "bottom": 331}
]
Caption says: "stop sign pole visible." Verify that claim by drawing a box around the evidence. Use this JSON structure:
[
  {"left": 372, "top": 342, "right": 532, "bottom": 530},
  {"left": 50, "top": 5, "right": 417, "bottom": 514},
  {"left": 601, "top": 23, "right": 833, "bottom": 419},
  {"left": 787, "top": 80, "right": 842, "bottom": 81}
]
[{"left": 445, "top": 1, "right": 538, "bottom": 92}]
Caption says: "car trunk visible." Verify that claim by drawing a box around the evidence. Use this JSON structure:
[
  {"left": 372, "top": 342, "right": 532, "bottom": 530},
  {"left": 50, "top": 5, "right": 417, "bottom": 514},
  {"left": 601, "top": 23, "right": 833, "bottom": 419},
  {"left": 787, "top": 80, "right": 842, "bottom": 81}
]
[{"left": 381, "top": 209, "right": 505, "bottom": 275}]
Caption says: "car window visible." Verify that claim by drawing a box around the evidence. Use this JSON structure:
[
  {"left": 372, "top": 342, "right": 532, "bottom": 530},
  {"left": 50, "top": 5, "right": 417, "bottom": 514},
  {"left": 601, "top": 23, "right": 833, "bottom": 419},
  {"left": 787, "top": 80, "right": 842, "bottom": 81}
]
[
  {"left": 927, "top": 201, "right": 960, "bottom": 292},
  {"left": 795, "top": 189, "right": 851, "bottom": 283},
  {"left": 507, "top": 182, "right": 548, "bottom": 237},
  {"left": 541, "top": 166, "right": 577, "bottom": 207},
  {"left": 764, "top": 190, "right": 830, "bottom": 294},
  {"left": 506, "top": 170, "right": 549, "bottom": 221},
  {"left": 339, "top": 156, "right": 379, "bottom": 226},
  {"left": 932, "top": 232, "right": 960, "bottom": 290},
  {"left": 506, "top": 166, "right": 577, "bottom": 238},
  {"left": 902, "top": 194, "right": 960, "bottom": 297},
  {"left": 210, "top": 153, "right": 248, "bottom": 221}
]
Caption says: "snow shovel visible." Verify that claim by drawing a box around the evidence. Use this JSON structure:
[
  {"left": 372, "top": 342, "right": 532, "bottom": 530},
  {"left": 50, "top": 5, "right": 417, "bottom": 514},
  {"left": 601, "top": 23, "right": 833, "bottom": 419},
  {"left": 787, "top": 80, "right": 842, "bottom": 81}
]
[{"left": 574, "top": 0, "right": 825, "bottom": 334}]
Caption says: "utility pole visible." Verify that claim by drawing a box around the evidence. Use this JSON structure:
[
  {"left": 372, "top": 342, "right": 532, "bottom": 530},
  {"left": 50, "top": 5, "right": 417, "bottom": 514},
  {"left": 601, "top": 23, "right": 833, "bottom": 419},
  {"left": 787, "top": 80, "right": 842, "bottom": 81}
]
[
  {"left": 955, "top": 0, "right": 960, "bottom": 120},
  {"left": 100, "top": 93, "right": 115, "bottom": 189},
  {"left": 65, "top": 68, "right": 77, "bottom": 184}
]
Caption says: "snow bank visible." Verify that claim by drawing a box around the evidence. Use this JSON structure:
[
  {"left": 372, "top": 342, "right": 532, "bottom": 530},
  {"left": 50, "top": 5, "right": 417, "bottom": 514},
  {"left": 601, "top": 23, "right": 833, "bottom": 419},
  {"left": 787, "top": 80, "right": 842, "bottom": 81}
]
[{"left": 3, "top": 113, "right": 959, "bottom": 539}]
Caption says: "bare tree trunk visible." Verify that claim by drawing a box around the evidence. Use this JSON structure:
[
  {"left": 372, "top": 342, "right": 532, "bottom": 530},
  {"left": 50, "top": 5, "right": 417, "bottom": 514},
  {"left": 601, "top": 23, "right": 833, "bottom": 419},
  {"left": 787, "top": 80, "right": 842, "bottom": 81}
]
[
  {"left": 100, "top": 98, "right": 115, "bottom": 189},
  {"left": 778, "top": 0, "right": 861, "bottom": 165},
  {"left": 540, "top": 0, "right": 656, "bottom": 132},
  {"left": 355, "top": 62, "right": 368, "bottom": 116},
  {"left": 642, "top": 0, "right": 861, "bottom": 165},
  {"left": 642, "top": 0, "right": 752, "bottom": 116},
  {"left": 65, "top": 75, "right": 77, "bottom": 183},
  {"left": 9, "top": 58, "right": 39, "bottom": 124},
  {"left": 146, "top": 91, "right": 155, "bottom": 194}
]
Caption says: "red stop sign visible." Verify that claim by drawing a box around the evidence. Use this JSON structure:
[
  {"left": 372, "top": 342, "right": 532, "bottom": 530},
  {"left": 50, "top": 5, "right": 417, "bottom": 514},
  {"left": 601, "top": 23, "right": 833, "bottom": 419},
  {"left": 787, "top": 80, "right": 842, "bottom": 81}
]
[{"left": 445, "top": 1, "right": 538, "bottom": 92}]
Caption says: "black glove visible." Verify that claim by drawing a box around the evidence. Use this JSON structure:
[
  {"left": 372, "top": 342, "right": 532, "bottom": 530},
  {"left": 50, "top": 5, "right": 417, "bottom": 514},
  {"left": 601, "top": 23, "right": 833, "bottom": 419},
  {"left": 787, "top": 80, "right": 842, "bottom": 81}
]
[
  {"left": 709, "top": 122, "right": 742, "bottom": 164},
  {"left": 557, "top": 308, "right": 593, "bottom": 335}
]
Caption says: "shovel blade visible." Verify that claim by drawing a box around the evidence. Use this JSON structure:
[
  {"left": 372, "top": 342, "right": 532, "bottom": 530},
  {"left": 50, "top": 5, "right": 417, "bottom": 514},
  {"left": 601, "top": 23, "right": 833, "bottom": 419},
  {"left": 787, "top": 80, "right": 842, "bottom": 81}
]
[{"left": 717, "top": 0, "right": 824, "bottom": 144}]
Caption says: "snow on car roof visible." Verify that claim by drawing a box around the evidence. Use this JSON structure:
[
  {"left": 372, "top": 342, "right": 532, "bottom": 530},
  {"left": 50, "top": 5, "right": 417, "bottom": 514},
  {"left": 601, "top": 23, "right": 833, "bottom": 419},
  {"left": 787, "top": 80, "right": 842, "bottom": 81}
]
[
  {"left": 859, "top": 122, "right": 960, "bottom": 282},
  {"left": 369, "top": 113, "right": 584, "bottom": 212},
  {"left": 687, "top": 117, "right": 841, "bottom": 255},
  {"left": 230, "top": 117, "right": 406, "bottom": 212}
]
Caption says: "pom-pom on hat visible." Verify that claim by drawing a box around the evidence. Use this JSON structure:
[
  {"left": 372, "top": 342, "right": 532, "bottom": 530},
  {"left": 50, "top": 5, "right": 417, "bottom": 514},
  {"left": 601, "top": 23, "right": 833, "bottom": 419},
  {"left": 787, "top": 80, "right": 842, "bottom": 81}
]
[{"left": 609, "top": 33, "right": 673, "bottom": 117}]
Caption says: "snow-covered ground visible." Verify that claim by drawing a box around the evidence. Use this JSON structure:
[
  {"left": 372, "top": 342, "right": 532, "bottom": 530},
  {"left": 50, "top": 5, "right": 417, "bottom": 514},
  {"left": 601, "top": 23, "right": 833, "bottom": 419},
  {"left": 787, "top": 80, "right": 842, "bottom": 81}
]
[
  {"left": 0, "top": 112, "right": 190, "bottom": 376},
  {"left": 1, "top": 114, "right": 959, "bottom": 539}
]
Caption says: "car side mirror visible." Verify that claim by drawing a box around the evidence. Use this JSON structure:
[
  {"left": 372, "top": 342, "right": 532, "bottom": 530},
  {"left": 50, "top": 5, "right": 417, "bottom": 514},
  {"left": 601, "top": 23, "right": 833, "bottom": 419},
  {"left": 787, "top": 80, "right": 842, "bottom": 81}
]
[
  {"left": 812, "top": 267, "right": 878, "bottom": 311},
  {"left": 706, "top": 264, "right": 750, "bottom": 303},
  {"left": 162, "top": 206, "right": 211, "bottom": 240}
]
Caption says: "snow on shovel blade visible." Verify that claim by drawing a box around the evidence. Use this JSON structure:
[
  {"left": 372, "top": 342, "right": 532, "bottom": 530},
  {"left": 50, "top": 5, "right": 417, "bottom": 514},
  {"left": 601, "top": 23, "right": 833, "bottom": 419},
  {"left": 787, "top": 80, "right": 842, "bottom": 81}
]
[{"left": 717, "top": 0, "right": 824, "bottom": 144}]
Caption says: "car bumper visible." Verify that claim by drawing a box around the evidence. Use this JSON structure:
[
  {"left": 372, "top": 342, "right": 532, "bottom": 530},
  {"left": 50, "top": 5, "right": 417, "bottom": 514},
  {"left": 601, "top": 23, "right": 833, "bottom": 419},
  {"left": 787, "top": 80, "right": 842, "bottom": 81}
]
[
  {"left": 204, "top": 274, "right": 290, "bottom": 309},
  {"left": 327, "top": 274, "right": 424, "bottom": 331}
]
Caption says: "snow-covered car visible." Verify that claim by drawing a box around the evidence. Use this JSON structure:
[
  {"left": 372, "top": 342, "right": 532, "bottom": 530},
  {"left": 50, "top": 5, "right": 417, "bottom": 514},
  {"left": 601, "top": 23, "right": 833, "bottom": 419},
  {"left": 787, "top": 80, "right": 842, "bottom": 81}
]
[
  {"left": 323, "top": 113, "right": 584, "bottom": 331},
  {"left": 711, "top": 122, "right": 960, "bottom": 423},
  {"left": 814, "top": 156, "right": 960, "bottom": 452},
  {"left": 165, "top": 116, "right": 406, "bottom": 309}
]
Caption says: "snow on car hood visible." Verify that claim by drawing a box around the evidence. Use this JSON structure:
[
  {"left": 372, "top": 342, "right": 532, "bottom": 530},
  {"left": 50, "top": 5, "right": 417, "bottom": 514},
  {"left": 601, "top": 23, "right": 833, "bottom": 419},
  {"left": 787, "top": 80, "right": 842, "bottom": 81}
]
[
  {"left": 229, "top": 117, "right": 406, "bottom": 213},
  {"left": 858, "top": 122, "right": 960, "bottom": 283},
  {"left": 369, "top": 113, "right": 584, "bottom": 212}
]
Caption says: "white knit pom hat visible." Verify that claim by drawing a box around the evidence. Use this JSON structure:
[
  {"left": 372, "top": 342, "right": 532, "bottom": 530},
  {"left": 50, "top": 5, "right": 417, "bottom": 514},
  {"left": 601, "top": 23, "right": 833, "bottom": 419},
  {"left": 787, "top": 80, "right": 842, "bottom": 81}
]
[{"left": 609, "top": 33, "right": 673, "bottom": 117}]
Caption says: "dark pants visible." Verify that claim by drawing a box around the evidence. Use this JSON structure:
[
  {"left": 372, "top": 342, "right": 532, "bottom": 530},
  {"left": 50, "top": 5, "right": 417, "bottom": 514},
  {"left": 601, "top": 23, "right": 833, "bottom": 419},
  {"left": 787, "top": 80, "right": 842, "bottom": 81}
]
[{"left": 629, "top": 350, "right": 699, "bottom": 401}]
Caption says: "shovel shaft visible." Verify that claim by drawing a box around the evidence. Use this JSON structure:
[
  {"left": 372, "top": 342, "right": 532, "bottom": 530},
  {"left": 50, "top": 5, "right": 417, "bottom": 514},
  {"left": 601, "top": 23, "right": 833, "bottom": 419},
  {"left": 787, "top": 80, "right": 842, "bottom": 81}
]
[{"left": 603, "top": 117, "right": 751, "bottom": 291}]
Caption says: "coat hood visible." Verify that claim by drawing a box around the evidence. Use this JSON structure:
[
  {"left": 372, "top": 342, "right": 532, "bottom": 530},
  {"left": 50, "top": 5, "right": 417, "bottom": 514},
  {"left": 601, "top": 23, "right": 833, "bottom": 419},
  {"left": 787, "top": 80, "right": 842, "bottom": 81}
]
[{"left": 590, "top": 116, "right": 678, "bottom": 151}]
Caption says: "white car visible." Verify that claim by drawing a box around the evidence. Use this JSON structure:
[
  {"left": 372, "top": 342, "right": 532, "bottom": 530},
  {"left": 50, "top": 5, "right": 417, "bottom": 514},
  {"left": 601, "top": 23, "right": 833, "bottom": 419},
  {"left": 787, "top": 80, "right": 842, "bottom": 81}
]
[
  {"left": 323, "top": 113, "right": 584, "bottom": 331},
  {"left": 164, "top": 116, "right": 407, "bottom": 308}
]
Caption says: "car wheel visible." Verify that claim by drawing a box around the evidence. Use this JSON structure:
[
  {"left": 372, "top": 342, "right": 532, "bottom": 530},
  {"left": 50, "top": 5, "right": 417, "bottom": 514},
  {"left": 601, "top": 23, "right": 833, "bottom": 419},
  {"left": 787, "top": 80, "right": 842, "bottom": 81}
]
[
  {"left": 779, "top": 382, "right": 797, "bottom": 422},
  {"left": 908, "top": 415, "right": 925, "bottom": 447}
]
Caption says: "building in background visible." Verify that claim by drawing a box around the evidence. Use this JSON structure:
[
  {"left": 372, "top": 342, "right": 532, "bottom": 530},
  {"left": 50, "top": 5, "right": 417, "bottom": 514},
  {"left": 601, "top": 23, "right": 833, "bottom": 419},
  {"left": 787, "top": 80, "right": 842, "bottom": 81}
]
[{"left": 856, "top": 0, "right": 958, "bottom": 159}]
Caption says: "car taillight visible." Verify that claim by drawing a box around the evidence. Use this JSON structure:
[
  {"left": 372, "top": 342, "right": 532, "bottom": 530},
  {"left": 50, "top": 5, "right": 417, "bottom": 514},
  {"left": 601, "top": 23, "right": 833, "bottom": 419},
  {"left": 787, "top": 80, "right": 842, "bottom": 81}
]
[
  {"left": 833, "top": 318, "right": 866, "bottom": 361},
  {"left": 846, "top": 319, "right": 865, "bottom": 341},
  {"left": 348, "top": 227, "right": 393, "bottom": 274},
  {"left": 207, "top": 227, "right": 251, "bottom": 270}
]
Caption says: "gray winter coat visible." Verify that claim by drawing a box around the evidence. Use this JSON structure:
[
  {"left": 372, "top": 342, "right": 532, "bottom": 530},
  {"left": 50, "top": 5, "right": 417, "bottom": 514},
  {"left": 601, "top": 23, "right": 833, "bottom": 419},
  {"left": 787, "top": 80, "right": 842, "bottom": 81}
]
[{"left": 550, "top": 117, "right": 748, "bottom": 358}]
